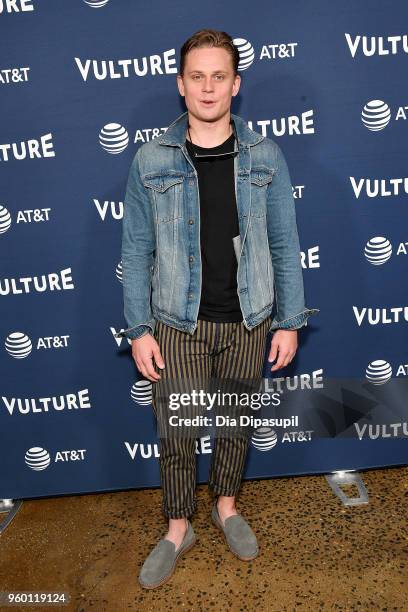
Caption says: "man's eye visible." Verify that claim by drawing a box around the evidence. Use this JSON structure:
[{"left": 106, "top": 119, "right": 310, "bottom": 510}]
[{"left": 215, "top": 75, "right": 224, "bottom": 80}]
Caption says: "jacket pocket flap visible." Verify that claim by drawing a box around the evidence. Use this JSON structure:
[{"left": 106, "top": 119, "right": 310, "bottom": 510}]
[
  {"left": 250, "top": 167, "right": 275, "bottom": 186},
  {"left": 143, "top": 173, "right": 185, "bottom": 192}
]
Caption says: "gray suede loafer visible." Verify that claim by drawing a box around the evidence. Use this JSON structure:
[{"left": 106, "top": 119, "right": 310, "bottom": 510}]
[
  {"left": 138, "top": 520, "right": 196, "bottom": 589},
  {"left": 211, "top": 501, "right": 259, "bottom": 561}
]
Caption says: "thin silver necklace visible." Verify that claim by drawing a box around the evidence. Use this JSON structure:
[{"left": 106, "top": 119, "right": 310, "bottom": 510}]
[{"left": 187, "top": 122, "right": 237, "bottom": 159}]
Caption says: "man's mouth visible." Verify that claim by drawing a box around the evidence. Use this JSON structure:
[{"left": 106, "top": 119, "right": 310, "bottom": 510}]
[{"left": 201, "top": 100, "right": 216, "bottom": 106}]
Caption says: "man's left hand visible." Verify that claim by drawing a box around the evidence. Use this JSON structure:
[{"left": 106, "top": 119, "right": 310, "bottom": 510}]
[{"left": 267, "top": 329, "right": 298, "bottom": 371}]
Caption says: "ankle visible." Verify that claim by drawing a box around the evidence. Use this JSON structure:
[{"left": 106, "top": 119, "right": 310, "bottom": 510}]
[
  {"left": 216, "top": 495, "right": 236, "bottom": 512},
  {"left": 168, "top": 517, "right": 188, "bottom": 533}
]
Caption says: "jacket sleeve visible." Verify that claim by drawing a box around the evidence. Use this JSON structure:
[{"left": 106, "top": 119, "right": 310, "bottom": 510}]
[
  {"left": 266, "top": 142, "right": 320, "bottom": 331},
  {"left": 114, "top": 147, "right": 156, "bottom": 340}
]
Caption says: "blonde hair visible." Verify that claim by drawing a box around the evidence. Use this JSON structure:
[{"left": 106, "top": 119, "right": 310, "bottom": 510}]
[{"left": 179, "top": 28, "right": 239, "bottom": 76}]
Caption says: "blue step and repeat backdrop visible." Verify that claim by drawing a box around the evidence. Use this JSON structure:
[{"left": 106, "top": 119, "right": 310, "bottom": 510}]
[{"left": 1, "top": 0, "right": 407, "bottom": 500}]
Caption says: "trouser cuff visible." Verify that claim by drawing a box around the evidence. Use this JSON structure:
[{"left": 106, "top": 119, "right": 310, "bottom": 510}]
[
  {"left": 163, "top": 499, "right": 197, "bottom": 519},
  {"left": 208, "top": 481, "right": 240, "bottom": 497}
]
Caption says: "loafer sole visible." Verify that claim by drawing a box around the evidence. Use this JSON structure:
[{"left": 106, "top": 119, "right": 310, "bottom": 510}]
[
  {"left": 138, "top": 535, "right": 197, "bottom": 589},
  {"left": 212, "top": 513, "right": 258, "bottom": 561}
]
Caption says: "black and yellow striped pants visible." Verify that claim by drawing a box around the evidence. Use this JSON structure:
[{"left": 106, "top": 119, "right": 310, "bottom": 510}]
[{"left": 151, "top": 315, "right": 271, "bottom": 519}]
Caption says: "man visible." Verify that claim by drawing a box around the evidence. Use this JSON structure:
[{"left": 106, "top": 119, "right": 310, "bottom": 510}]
[{"left": 115, "top": 29, "right": 319, "bottom": 588}]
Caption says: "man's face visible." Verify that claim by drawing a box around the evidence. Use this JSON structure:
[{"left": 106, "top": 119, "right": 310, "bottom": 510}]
[{"left": 177, "top": 46, "right": 241, "bottom": 123}]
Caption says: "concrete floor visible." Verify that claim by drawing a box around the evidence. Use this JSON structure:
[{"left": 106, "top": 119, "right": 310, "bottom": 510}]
[{"left": 0, "top": 466, "right": 407, "bottom": 611}]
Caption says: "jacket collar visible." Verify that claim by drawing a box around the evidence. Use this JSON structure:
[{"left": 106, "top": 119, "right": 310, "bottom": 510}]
[{"left": 157, "top": 110, "right": 264, "bottom": 148}]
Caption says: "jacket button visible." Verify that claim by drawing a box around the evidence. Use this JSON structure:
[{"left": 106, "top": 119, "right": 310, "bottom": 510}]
[
  {"left": 188, "top": 219, "right": 194, "bottom": 224},
  {"left": 189, "top": 255, "right": 194, "bottom": 262},
  {"left": 188, "top": 292, "right": 193, "bottom": 298}
]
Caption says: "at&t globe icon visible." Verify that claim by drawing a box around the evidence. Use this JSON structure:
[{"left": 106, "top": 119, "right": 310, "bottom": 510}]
[
  {"left": 364, "top": 236, "right": 392, "bottom": 265},
  {"left": 131, "top": 379, "right": 153, "bottom": 406},
  {"left": 5, "top": 332, "right": 33, "bottom": 359},
  {"left": 361, "top": 100, "right": 391, "bottom": 131},
  {"left": 365, "top": 360, "right": 392, "bottom": 385},
  {"left": 251, "top": 427, "right": 278, "bottom": 451},
  {"left": 99, "top": 123, "right": 129, "bottom": 154},
  {"left": 232, "top": 38, "right": 255, "bottom": 71},
  {"left": 25, "top": 447, "right": 51, "bottom": 471}
]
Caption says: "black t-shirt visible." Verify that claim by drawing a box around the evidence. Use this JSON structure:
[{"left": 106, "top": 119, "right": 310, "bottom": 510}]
[{"left": 185, "top": 132, "right": 243, "bottom": 323}]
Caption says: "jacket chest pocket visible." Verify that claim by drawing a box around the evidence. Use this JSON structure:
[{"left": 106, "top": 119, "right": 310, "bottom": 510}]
[
  {"left": 249, "top": 168, "right": 274, "bottom": 218},
  {"left": 143, "top": 173, "right": 184, "bottom": 223}
]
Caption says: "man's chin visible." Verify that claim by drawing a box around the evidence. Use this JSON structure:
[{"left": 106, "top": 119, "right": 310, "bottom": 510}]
[{"left": 188, "top": 106, "right": 230, "bottom": 123}]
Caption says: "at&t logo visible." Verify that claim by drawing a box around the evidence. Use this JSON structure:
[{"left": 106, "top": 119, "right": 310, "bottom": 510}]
[
  {"left": 251, "top": 427, "right": 313, "bottom": 451},
  {"left": 362, "top": 99, "right": 408, "bottom": 131},
  {"left": 25, "top": 447, "right": 87, "bottom": 470}
]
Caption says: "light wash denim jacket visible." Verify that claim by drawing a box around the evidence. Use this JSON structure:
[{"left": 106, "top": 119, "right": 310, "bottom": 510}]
[{"left": 115, "top": 111, "right": 319, "bottom": 340}]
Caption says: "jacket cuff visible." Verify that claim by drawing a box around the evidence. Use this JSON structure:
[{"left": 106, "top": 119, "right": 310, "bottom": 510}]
[
  {"left": 114, "top": 321, "right": 155, "bottom": 340},
  {"left": 269, "top": 307, "right": 320, "bottom": 331}
]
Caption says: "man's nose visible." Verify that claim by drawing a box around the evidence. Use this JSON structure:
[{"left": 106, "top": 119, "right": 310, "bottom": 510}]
[{"left": 202, "top": 77, "right": 214, "bottom": 91}]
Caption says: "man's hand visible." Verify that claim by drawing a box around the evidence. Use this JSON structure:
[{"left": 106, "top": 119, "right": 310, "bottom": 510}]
[
  {"left": 131, "top": 334, "right": 165, "bottom": 382},
  {"left": 267, "top": 329, "right": 298, "bottom": 371}
]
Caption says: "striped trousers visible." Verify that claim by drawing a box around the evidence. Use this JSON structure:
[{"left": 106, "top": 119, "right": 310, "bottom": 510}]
[{"left": 151, "top": 315, "right": 271, "bottom": 519}]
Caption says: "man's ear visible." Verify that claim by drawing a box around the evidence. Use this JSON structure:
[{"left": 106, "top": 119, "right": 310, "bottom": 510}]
[
  {"left": 232, "top": 74, "right": 241, "bottom": 97},
  {"left": 177, "top": 74, "right": 185, "bottom": 97}
]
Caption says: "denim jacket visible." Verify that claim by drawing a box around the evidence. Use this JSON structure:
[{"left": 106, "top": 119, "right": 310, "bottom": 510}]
[{"left": 115, "top": 111, "right": 319, "bottom": 340}]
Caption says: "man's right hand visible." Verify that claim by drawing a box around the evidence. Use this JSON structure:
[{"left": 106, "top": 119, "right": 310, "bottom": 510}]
[{"left": 131, "top": 334, "right": 165, "bottom": 382}]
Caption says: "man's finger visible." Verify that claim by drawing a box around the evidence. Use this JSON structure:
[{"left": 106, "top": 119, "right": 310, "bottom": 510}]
[
  {"left": 152, "top": 346, "right": 165, "bottom": 369},
  {"left": 139, "top": 366, "right": 157, "bottom": 383},
  {"left": 271, "top": 350, "right": 289, "bottom": 371},
  {"left": 268, "top": 342, "right": 279, "bottom": 363},
  {"left": 143, "top": 357, "right": 161, "bottom": 381},
  {"left": 271, "top": 362, "right": 283, "bottom": 371},
  {"left": 271, "top": 349, "right": 295, "bottom": 370}
]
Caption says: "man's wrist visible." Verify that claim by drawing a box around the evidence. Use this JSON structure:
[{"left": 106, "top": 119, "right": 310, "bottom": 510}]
[
  {"left": 115, "top": 323, "right": 154, "bottom": 340},
  {"left": 132, "top": 329, "right": 152, "bottom": 341}
]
